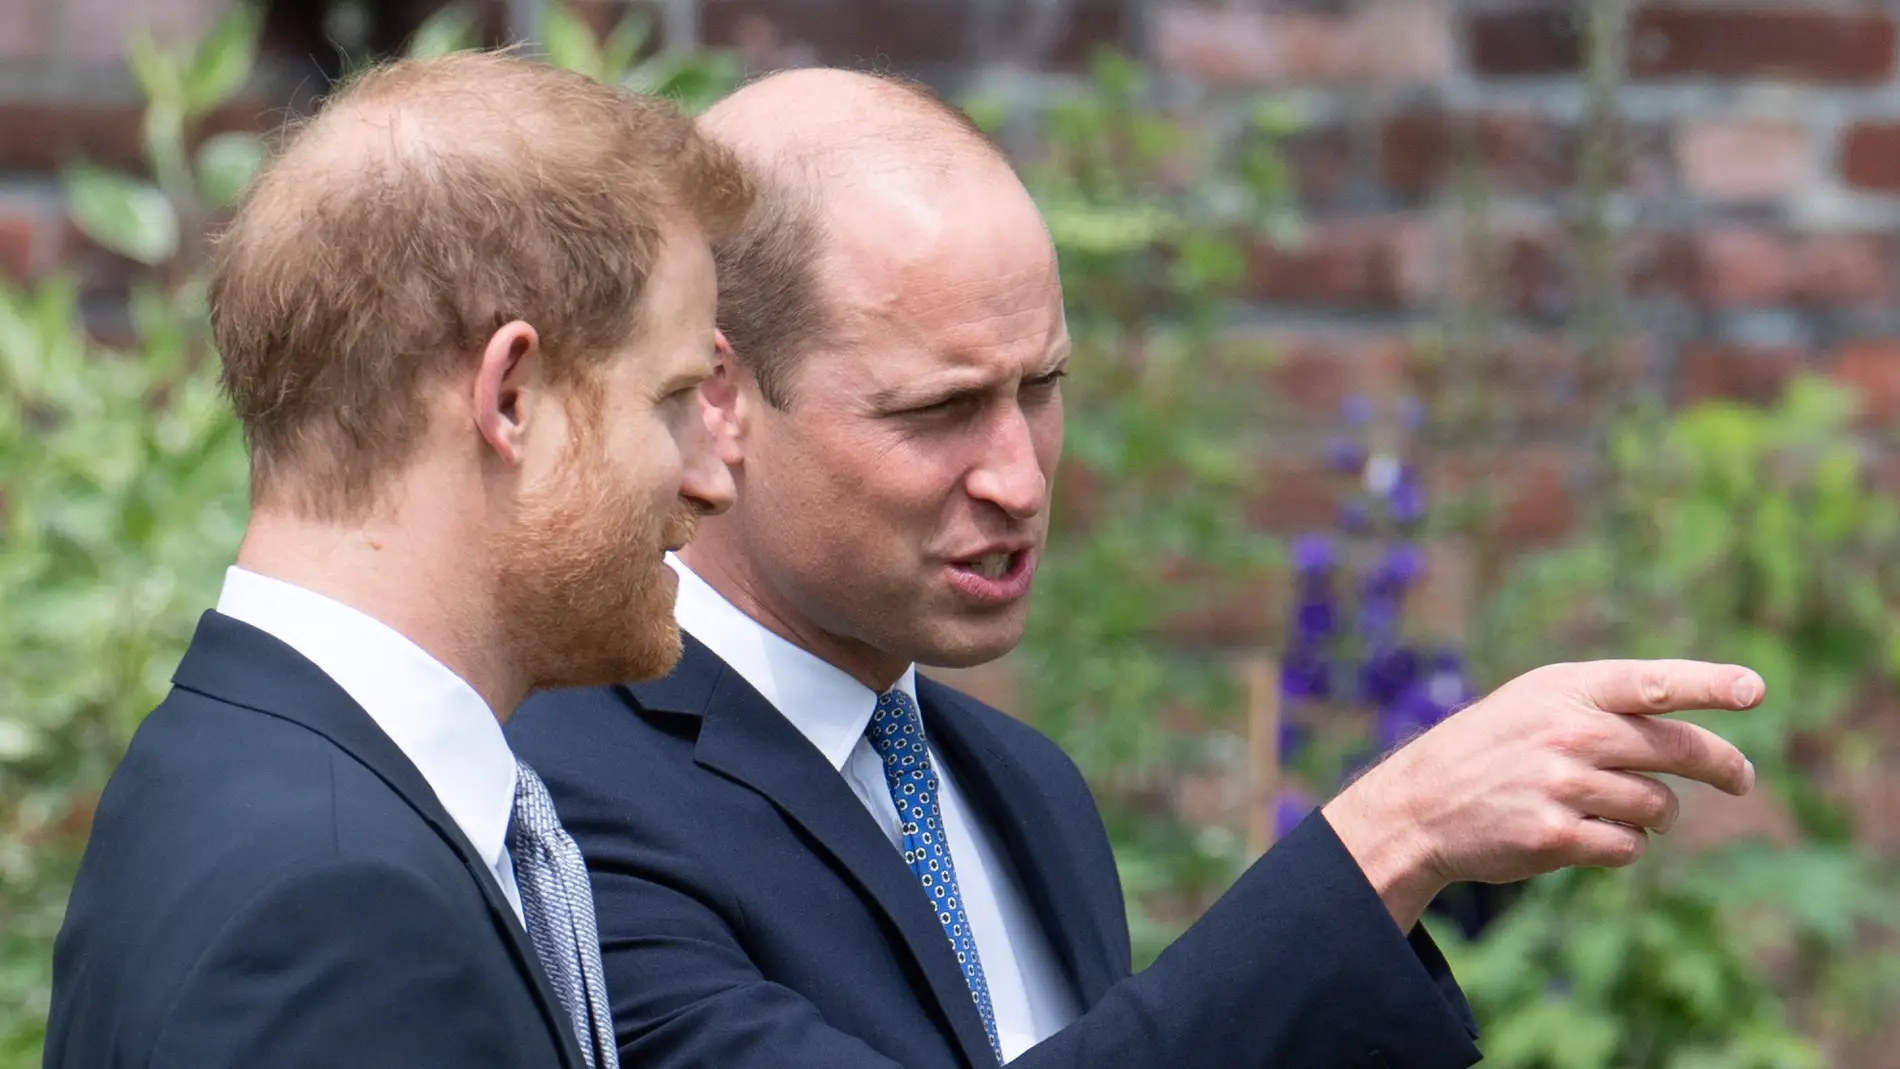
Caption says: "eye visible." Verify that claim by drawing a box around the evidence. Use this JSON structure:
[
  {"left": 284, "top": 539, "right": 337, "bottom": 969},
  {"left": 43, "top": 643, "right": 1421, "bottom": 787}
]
[
  {"left": 902, "top": 393, "right": 976, "bottom": 419},
  {"left": 1023, "top": 368, "right": 1068, "bottom": 395}
]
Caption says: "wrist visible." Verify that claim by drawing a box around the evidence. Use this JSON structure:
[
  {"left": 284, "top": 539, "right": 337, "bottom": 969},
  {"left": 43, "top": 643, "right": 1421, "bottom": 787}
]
[{"left": 1321, "top": 778, "right": 1446, "bottom": 933}]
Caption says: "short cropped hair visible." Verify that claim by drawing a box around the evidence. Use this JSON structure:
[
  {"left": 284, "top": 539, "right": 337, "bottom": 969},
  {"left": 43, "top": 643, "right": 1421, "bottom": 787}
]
[
  {"left": 711, "top": 71, "right": 996, "bottom": 409},
  {"left": 209, "top": 50, "right": 753, "bottom": 518}
]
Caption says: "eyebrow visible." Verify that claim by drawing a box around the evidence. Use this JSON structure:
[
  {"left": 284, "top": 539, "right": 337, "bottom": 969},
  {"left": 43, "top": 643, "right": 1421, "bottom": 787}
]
[
  {"left": 656, "top": 359, "right": 714, "bottom": 397},
  {"left": 869, "top": 348, "right": 1072, "bottom": 412}
]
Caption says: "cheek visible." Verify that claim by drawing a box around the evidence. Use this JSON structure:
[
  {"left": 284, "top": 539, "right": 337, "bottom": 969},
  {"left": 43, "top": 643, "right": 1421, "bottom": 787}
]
[{"left": 1031, "top": 402, "right": 1064, "bottom": 471}]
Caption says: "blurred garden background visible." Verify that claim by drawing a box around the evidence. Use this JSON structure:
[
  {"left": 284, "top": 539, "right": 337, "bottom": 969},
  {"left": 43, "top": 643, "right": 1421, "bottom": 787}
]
[{"left": 5, "top": 1, "right": 1900, "bottom": 1066}]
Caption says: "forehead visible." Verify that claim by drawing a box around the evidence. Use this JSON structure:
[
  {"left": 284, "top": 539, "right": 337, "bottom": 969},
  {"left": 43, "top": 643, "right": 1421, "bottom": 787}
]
[
  {"left": 818, "top": 184, "right": 1065, "bottom": 375},
  {"left": 609, "top": 224, "right": 717, "bottom": 382}
]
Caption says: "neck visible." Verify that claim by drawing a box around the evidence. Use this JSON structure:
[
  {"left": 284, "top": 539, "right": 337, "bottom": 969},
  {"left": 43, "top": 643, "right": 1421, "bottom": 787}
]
[
  {"left": 235, "top": 482, "right": 526, "bottom": 719},
  {"left": 679, "top": 533, "right": 910, "bottom": 693}
]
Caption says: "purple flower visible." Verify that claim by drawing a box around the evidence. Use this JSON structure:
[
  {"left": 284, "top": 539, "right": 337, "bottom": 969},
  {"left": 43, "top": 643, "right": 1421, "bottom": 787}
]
[
  {"left": 1294, "top": 596, "right": 1336, "bottom": 642},
  {"left": 1388, "top": 478, "right": 1426, "bottom": 525},
  {"left": 1362, "top": 542, "right": 1425, "bottom": 598},
  {"left": 1281, "top": 645, "right": 1331, "bottom": 701},
  {"left": 1291, "top": 533, "right": 1334, "bottom": 578},
  {"left": 1326, "top": 436, "right": 1366, "bottom": 474},
  {"left": 1341, "top": 394, "right": 1374, "bottom": 427},
  {"left": 1355, "top": 595, "right": 1399, "bottom": 641},
  {"left": 1358, "top": 643, "right": 1421, "bottom": 707},
  {"left": 1274, "top": 788, "right": 1317, "bottom": 840}
]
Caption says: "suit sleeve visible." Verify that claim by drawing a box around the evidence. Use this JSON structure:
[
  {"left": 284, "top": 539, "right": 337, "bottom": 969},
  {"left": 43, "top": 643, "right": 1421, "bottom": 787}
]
[
  {"left": 147, "top": 859, "right": 538, "bottom": 1069},
  {"left": 585, "top": 811, "right": 1478, "bottom": 1069}
]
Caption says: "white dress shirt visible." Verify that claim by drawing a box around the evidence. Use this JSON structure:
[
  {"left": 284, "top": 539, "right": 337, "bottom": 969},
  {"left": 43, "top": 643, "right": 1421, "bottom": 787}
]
[
  {"left": 668, "top": 554, "right": 1082, "bottom": 1061},
  {"left": 214, "top": 566, "right": 526, "bottom": 925}
]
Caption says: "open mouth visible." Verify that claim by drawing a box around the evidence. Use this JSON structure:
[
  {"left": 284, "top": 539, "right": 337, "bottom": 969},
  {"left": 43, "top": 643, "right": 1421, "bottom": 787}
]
[{"left": 951, "top": 551, "right": 1018, "bottom": 580}]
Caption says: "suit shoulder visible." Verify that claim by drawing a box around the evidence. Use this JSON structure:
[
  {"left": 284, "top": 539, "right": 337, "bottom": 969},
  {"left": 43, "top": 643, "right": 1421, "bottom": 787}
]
[
  {"left": 506, "top": 684, "right": 704, "bottom": 810},
  {"left": 922, "top": 677, "right": 1088, "bottom": 782}
]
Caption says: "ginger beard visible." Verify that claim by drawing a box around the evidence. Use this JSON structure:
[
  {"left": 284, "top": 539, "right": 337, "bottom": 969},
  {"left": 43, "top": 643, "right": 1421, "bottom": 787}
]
[{"left": 497, "top": 405, "right": 693, "bottom": 691}]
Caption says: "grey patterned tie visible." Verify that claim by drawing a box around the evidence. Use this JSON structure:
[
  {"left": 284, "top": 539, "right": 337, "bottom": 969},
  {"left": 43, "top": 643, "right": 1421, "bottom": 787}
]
[{"left": 509, "top": 758, "right": 620, "bottom": 1069}]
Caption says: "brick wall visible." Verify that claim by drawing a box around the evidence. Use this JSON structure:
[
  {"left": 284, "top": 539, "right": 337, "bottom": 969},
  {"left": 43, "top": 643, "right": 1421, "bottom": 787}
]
[{"left": 7, "top": 0, "right": 1900, "bottom": 609}]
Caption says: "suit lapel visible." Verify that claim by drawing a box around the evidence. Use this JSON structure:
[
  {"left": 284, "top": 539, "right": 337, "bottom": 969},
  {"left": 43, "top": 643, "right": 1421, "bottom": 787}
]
[
  {"left": 628, "top": 637, "right": 1000, "bottom": 1069},
  {"left": 171, "top": 610, "right": 590, "bottom": 1069},
  {"left": 919, "top": 678, "right": 1122, "bottom": 1008}
]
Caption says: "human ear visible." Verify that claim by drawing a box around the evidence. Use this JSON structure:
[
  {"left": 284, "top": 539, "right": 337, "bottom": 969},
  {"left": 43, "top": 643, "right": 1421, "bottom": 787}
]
[{"left": 473, "top": 320, "right": 542, "bottom": 466}]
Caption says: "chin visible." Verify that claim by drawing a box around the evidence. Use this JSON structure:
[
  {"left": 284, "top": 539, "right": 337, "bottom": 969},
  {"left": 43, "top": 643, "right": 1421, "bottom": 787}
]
[{"left": 915, "top": 621, "right": 1027, "bottom": 670}]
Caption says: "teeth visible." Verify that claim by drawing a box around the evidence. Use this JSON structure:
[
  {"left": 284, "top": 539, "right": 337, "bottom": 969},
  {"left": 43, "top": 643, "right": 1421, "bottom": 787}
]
[{"left": 968, "top": 553, "right": 1010, "bottom": 580}]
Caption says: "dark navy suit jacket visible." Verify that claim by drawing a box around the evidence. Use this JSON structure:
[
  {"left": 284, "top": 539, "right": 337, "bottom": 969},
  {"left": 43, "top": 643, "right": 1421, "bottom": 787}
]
[
  {"left": 45, "top": 611, "right": 588, "bottom": 1069},
  {"left": 507, "top": 635, "right": 1483, "bottom": 1069}
]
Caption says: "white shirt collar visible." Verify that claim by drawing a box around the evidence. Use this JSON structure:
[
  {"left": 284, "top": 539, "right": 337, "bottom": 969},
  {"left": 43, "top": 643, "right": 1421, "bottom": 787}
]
[
  {"left": 667, "top": 553, "right": 917, "bottom": 771},
  {"left": 213, "top": 566, "right": 519, "bottom": 876}
]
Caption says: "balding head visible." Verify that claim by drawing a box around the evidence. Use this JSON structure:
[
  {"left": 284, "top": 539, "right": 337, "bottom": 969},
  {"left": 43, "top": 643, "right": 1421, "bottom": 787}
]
[
  {"left": 210, "top": 50, "right": 751, "bottom": 519},
  {"left": 699, "top": 67, "right": 1042, "bottom": 408}
]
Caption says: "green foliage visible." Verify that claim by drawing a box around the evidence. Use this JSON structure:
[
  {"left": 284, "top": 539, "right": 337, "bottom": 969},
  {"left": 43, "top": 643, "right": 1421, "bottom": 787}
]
[
  {"left": 967, "top": 51, "right": 1298, "bottom": 967},
  {"left": 0, "top": 8, "right": 257, "bottom": 1053},
  {"left": 404, "top": 2, "right": 742, "bottom": 112},
  {"left": 1439, "top": 377, "right": 1900, "bottom": 1067}
]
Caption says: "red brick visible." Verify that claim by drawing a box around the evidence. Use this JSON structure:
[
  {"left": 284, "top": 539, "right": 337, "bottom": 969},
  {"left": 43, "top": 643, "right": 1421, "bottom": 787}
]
[
  {"left": 0, "top": 98, "right": 273, "bottom": 174},
  {"left": 1626, "top": 229, "right": 1896, "bottom": 308},
  {"left": 1466, "top": 8, "right": 1583, "bottom": 77},
  {"left": 1157, "top": 560, "right": 1281, "bottom": 647},
  {"left": 1414, "top": 332, "right": 1653, "bottom": 432},
  {"left": 0, "top": 217, "right": 36, "bottom": 283},
  {"left": 1676, "top": 118, "right": 1811, "bottom": 203},
  {"left": 700, "top": 0, "right": 974, "bottom": 69},
  {"left": 1247, "top": 218, "right": 1439, "bottom": 311},
  {"left": 0, "top": 201, "right": 56, "bottom": 284},
  {"left": 1155, "top": 2, "right": 1451, "bottom": 88},
  {"left": 1800, "top": 233, "right": 1897, "bottom": 305},
  {"left": 1382, "top": 108, "right": 1569, "bottom": 198},
  {"left": 1629, "top": 7, "right": 1895, "bottom": 84},
  {"left": 1433, "top": 446, "right": 1581, "bottom": 547},
  {"left": 1696, "top": 228, "right": 1795, "bottom": 307},
  {"left": 1046, "top": 0, "right": 1130, "bottom": 68},
  {"left": 1834, "top": 341, "right": 1900, "bottom": 425},
  {"left": 1841, "top": 123, "right": 1900, "bottom": 192},
  {"left": 1679, "top": 343, "right": 1811, "bottom": 405},
  {"left": 1217, "top": 329, "right": 1411, "bottom": 420},
  {"left": 1279, "top": 124, "right": 1354, "bottom": 209},
  {"left": 1242, "top": 452, "right": 1343, "bottom": 536}
]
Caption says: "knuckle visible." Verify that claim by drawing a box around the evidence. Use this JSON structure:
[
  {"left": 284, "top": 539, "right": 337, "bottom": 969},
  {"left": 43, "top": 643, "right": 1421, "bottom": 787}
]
[
  {"left": 1549, "top": 767, "right": 1593, "bottom": 806},
  {"left": 1546, "top": 720, "right": 1603, "bottom": 760},
  {"left": 1643, "top": 780, "right": 1678, "bottom": 827},
  {"left": 1528, "top": 810, "right": 1575, "bottom": 858},
  {"left": 1638, "top": 669, "right": 1672, "bottom": 710},
  {"left": 1608, "top": 827, "right": 1648, "bottom": 866}
]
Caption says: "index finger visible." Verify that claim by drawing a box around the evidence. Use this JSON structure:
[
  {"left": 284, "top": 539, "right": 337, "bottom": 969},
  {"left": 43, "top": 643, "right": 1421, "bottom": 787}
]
[{"left": 1563, "top": 659, "right": 1765, "bottom": 716}]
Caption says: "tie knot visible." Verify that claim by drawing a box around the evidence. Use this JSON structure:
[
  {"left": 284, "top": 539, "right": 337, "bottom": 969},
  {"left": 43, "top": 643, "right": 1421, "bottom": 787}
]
[
  {"left": 511, "top": 757, "right": 561, "bottom": 841},
  {"left": 866, "top": 689, "right": 925, "bottom": 762}
]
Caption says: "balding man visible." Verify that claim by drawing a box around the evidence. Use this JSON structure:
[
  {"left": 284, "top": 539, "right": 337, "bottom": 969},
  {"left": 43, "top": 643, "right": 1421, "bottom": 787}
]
[
  {"left": 44, "top": 53, "right": 750, "bottom": 1069},
  {"left": 508, "top": 69, "right": 1763, "bottom": 1069}
]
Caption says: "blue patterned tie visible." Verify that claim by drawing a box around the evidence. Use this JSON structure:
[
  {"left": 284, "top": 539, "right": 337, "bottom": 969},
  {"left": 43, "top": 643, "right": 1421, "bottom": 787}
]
[
  {"left": 510, "top": 758, "right": 620, "bottom": 1069},
  {"left": 866, "top": 689, "right": 1003, "bottom": 1064}
]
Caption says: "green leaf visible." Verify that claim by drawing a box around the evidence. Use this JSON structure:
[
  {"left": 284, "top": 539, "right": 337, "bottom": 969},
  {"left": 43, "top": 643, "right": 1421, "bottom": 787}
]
[
  {"left": 183, "top": 3, "right": 261, "bottom": 117},
  {"left": 406, "top": 3, "right": 480, "bottom": 59},
  {"left": 125, "top": 32, "right": 184, "bottom": 115},
  {"left": 195, "top": 132, "right": 266, "bottom": 208},
  {"left": 600, "top": 9, "right": 654, "bottom": 82},
  {"left": 542, "top": 5, "right": 604, "bottom": 79},
  {"left": 64, "top": 165, "right": 179, "bottom": 268}
]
